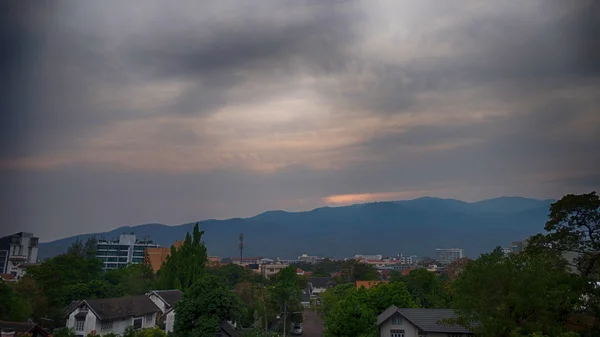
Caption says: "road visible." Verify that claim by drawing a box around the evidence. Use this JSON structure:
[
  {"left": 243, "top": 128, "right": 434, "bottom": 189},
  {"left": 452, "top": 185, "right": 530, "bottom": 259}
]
[{"left": 301, "top": 310, "right": 324, "bottom": 337}]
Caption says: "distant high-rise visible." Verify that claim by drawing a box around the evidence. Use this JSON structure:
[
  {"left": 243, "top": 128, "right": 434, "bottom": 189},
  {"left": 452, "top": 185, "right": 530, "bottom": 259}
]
[
  {"left": 436, "top": 248, "right": 464, "bottom": 265},
  {"left": 96, "top": 234, "right": 160, "bottom": 271},
  {"left": 511, "top": 239, "right": 529, "bottom": 253}
]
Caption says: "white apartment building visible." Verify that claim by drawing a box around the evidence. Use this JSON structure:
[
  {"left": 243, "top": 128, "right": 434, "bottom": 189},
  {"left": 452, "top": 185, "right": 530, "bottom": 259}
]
[
  {"left": 355, "top": 254, "right": 383, "bottom": 261},
  {"left": 0, "top": 232, "right": 39, "bottom": 279},
  {"left": 435, "top": 248, "right": 464, "bottom": 265},
  {"left": 96, "top": 234, "right": 160, "bottom": 271},
  {"left": 298, "top": 254, "right": 322, "bottom": 263}
]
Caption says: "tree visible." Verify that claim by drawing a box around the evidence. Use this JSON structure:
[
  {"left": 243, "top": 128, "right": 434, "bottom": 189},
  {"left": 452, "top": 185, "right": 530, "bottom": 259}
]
[
  {"left": 268, "top": 266, "right": 304, "bottom": 329},
  {"left": 173, "top": 275, "right": 244, "bottom": 337},
  {"left": 67, "top": 237, "right": 97, "bottom": 259},
  {"left": 401, "top": 268, "right": 450, "bottom": 308},
  {"left": 52, "top": 328, "right": 77, "bottom": 337},
  {"left": 365, "top": 281, "right": 415, "bottom": 312},
  {"left": 0, "top": 280, "right": 31, "bottom": 321},
  {"left": 527, "top": 192, "right": 600, "bottom": 278},
  {"left": 450, "top": 248, "right": 584, "bottom": 336},
  {"left": 157, "top": 223, "right": 208, "bottom": 291},
  {"left": 337, "top": 260, "right": 378, "bottom": 283},
  {"left": 105, "top": 263, "right": 155, "bottom": 295},
  {"left": 324, "top": 290, "right": 376, "bottom": 337},
  {"left": 445, "top": 257, "right": 471, "bottom": 281},
  {"left": 12, "top": 275, "right": 49, "bottom": 322},
  {"left": 27, "top": 252, "right": 104, "bottom": 310}
]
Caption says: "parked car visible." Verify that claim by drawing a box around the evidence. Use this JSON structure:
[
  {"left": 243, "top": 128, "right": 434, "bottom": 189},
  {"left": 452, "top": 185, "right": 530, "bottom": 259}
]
[{"left": 291, "top": 324, "right": 303, "bottom": 335}]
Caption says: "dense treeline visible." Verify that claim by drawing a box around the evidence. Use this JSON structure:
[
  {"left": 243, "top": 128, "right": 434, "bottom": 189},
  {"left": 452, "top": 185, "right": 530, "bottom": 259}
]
[{"left": 318, "top": 192, "right": 600, "bottom": 337}]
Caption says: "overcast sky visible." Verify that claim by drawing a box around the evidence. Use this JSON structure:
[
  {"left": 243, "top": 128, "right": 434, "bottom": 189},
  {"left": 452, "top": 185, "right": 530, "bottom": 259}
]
[{"left": 1, "top": 0, "right": 599, "bottom": 241}]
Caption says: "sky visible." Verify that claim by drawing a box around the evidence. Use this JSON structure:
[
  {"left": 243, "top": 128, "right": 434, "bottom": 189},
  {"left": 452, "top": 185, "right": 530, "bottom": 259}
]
[{"left": 1, "top": 0, "right": 599, "bottom": 241}]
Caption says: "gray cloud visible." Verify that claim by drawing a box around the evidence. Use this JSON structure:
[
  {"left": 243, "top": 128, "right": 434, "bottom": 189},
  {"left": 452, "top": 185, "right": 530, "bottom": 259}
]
[{"left": 1, "top": 0, "right": 599, "bottom": 239}]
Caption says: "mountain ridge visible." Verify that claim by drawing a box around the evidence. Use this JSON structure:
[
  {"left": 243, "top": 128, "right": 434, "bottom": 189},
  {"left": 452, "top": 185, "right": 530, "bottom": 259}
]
[{"left": 37, "top": 196, "right": 556, "bottom": 260}]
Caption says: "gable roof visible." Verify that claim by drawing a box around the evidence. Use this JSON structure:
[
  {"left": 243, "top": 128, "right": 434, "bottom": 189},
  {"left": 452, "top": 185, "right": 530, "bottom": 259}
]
[
  {"left": 0, "top": 321, "right": 50, "bottom": 337},
  {"left": 378, "top": 305, "right": 472, "bottom": 334},
  {"left": 150, "top": 290, "right": 183, "bottom": 307},
  {"left": 64, "top": 300, "right": 82, "bottom": 317},
  {"left": 307, "top": 277, "right": 331, "bottom": 288},
  {"left": 75, "top": 295, "right": 160, "bottom": 320}
]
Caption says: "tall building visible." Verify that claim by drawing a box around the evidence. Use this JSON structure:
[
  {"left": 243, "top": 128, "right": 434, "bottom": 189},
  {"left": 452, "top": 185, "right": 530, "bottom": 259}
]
[
  {"left": 96, "top": 234, "right": 160, "bottom": 271},
  {"left": 0, "top": 232, "right": 39, "bottom": 279},
  {"left": 435, "top": 248, "right": 464, "bottom": 265},
  {"left": 355, "top": 254, "right": 383, "bottom": 261}
]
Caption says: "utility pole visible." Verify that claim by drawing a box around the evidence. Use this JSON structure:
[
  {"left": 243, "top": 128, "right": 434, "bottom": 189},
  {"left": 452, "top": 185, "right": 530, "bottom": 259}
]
[
  {"left": 282, "top": 301, "right": 288, "bottom": 337},
  {"left": 239, "top": 233, "right": 244, "bottom": 265}
]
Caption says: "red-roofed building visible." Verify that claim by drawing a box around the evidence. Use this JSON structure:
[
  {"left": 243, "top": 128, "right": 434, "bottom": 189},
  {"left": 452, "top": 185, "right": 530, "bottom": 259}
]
[
  {"left": 0, "top": 273, "right": 15, "bottom": 282},
  {"left": 296, "top": 268, "right": 305, "bottom": 276}
]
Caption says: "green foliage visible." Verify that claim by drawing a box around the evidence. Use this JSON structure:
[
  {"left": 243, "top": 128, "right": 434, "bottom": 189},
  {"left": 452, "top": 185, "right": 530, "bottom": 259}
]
[
  {"left": 105, "top": 263, "right": 156, "bottom": 295},
  {"left": 207, "top": 263, "right": 266, "bottom": 289},
  {"left": 321, "top": 281, "right": 413, "bottom": 337},
  {"left": 336, "top": 259, "right": 378, "bottom": 283},
  {"left": 527, "top": 192, "right": 600, "bottom": 277},
  {"left": 52, "top": 327, "right": 77, "bottom": 337},
  {"left": 118, "top": 327, "right": 166, "bottom": 337},
  {"left": 400, "top": 268, "right": 450, "bottom": 308},
  {"left": 173, "top": 274, "right": 244, "bottom": 337},
  {"left": 68, "top": 237, "right": 98, "bottom": 259},
  {"left": 156, "top": 223, "right": 208, "bottom": 291},
  {"left": 27, "top": 252, "right": 105, "bottom": 308},
  {"left": 0, "top": 280, "right": 31, "bottom": 321},
  {"left": 450, "top": 248, "right": 584, "bottom": 336}
]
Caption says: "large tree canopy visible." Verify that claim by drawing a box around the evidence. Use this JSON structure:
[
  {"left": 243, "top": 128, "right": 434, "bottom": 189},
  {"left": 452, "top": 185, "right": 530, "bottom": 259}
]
[
  {"left": 157, "top": 223, "right": 208, "bottom": 291},
  {"left": 527, "top": 192, "right": 600, "bottom": 278},
  {"left": 450, "top": 248, "right": 584, "bottom": 337},
  {"left": 173, "top": 274, "right": 244, "bottom": 337}
]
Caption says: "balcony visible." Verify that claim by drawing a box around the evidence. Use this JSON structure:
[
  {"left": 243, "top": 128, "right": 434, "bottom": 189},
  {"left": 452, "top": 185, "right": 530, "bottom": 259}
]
[{"left": 8, "top": 255, "right": 27, "bottom": 261}]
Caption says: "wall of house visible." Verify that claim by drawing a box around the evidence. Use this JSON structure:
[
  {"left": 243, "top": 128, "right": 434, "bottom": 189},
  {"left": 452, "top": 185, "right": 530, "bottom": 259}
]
[
  {"left": 66, "top": 307, "right": 98, "bottom": 336},
  {"left": 166, "top": 311, "right": 175, "bottom": 333},
  {"left": 379, "top": 314, "right": 419, "bottom": 337}
]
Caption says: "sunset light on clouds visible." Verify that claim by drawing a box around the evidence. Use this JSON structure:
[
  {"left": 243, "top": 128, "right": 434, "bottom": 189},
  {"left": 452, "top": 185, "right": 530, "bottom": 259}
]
[{"left": 2, "top": 0, "right": 598, "bottom": 240}]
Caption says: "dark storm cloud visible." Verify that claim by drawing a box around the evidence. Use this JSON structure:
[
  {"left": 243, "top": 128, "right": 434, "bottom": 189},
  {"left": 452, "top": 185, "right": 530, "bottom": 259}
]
[{"left": 1, "top": 0, "right": 599, "bottom": 239}]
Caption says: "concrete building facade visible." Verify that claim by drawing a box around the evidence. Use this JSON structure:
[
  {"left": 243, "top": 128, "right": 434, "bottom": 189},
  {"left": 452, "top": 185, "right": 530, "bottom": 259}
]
[
  {"left": 435, "top": 248, "right": 464, "bottom": 265},
  {"left": 0, "top": 232, "right": 39, "bottom": 279},
  {"left": 96, "top": 234, "right": 159, "bottom": 271}
]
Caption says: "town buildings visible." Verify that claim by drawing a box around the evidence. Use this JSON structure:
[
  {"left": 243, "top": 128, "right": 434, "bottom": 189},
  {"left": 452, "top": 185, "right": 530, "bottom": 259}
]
[
  {"left": 297, "top": 253, "right": 322, "bottom": 263},
  {"left": 355, "top": 254, "right": 383, "bottom": 261},
  {"left": 96, "top": 234, "right": 160, "bottom": 271},
  {"left": 0, "top": 232, "right": 39, "bottom": 280},
  {"left": 435, "top": 248, "right": 464, "bottom": 265}
]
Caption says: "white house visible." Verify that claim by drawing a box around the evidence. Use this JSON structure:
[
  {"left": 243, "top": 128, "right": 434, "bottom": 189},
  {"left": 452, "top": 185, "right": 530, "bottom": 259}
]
[
  {"left": 377, "top": 306, "right": 473, "bottom": 337},
  {"left": 307, "top": 277, "right": 332, "bottom": 296},
  {"left": 65, "top": 295, "right": 161, "bottom": 336}
]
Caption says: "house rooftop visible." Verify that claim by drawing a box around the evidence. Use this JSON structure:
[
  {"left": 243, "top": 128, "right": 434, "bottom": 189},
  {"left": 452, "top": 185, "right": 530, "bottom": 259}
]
[
  {"left": 69, "top": 295, "right": 160, "bottom": 321},
  {"left": 356, "top": 280, "right": 387, "bottom": 289},
  {"left": 307, "top": 276, "right": 331, "bottom": 288},
  {"left": 149, "top": 290, "right": 183, "bottom": 307},
  {"left": 378, "top": 305, "right": 472, "bottom": 334}
]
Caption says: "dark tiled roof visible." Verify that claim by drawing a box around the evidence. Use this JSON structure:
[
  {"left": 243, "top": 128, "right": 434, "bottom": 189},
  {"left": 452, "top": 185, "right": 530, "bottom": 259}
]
[
  {"left": 64, "top": 301, "right": 82, "bottom": 317},
  {"left": 0, "top": 321, "right": 50, "bottom": 336},
  {"left": 378, "top": 306, "right": 472, "bottom": 334},
  {"left": 85, "top": 295, "right": 160, "bottom": 320},
  {"left": 153, "top": 290, "right": 183, "bottom": 306},
  {"left": 307, "top": 277, "right": 331, "bottom": 288}
]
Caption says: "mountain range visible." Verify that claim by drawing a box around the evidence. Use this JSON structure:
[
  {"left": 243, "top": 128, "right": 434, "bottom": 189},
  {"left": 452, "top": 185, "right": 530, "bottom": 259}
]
[{"left": 38, "top": 196, "right": 555, "bottom": 260}]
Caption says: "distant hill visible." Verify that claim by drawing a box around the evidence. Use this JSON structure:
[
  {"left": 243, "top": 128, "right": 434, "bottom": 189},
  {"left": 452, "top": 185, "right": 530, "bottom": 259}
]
[{"left": 38, "top": 196, "right": 555, "bottom": 260}]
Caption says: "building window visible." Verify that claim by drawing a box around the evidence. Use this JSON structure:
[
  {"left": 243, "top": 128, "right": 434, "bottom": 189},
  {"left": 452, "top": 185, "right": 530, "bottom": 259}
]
[
  {"left": 75, "top": 319, "right": 85, "bottom": 331},
  {"left": 390, "top": 329, "right": 405, "bottom": 337},
  {"left": 145, "top": 313, "right": 154, "bottom": 323},
  {"left": 101, "top": 321, "right": 113, "bottom": 331},
  {"left": 133, "top": 318, "right": 143, "bottom": 330},
  {"left": 391, "top": 314, "right": 402, "bottom": 325}
]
